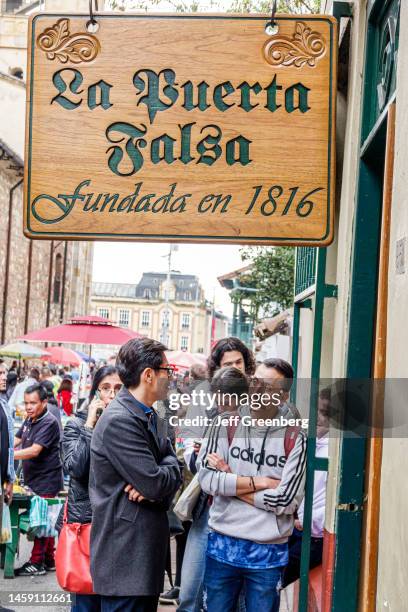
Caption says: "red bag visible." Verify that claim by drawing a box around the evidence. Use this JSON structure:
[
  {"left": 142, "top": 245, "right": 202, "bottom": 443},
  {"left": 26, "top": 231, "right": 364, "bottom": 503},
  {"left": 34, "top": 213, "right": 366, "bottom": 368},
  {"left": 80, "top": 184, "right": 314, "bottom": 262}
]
[{"left": 55, "top": 502, "right": 94, "bottom": 594}]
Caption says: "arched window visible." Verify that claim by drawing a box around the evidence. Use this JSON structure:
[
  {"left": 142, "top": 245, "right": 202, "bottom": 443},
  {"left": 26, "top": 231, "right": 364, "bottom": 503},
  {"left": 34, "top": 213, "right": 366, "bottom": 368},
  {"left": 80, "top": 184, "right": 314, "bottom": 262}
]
[{"left": 53, "top": 253, "right": 62, "bottom": 304}]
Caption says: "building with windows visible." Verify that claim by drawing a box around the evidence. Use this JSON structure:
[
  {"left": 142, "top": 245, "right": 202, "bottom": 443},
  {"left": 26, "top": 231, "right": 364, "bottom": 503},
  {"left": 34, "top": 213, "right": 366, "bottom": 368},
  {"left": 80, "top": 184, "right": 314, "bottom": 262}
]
[
  {"left": 0, "top": 0, "right": 94, "bottom": 343},
  {"left": 90, "top": 272, "right": 229, "bottom": 354}
]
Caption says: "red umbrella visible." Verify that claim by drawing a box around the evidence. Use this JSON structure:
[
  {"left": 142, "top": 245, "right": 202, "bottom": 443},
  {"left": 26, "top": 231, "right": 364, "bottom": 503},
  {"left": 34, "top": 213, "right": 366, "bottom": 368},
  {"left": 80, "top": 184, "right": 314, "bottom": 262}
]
[
  {"left": 42, "top": 346, "right": 83, "bottom": 367},
  {"left": 19, "top": 316, "right": 143, "bottom": 346}
]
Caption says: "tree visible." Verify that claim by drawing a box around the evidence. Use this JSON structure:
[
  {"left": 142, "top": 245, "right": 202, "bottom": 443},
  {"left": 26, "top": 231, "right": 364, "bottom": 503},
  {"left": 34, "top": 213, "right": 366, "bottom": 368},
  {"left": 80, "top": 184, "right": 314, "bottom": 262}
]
[{"left": 239, "top": 246, "right": 295, "bottom": 320}]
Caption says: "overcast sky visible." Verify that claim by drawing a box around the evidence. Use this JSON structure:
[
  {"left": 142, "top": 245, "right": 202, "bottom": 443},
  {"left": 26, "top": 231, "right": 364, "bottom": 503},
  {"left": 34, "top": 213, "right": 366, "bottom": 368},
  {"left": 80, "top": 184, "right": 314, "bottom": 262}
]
[{"left": 92, "top": 242, "right": 246, "bottom": 316}]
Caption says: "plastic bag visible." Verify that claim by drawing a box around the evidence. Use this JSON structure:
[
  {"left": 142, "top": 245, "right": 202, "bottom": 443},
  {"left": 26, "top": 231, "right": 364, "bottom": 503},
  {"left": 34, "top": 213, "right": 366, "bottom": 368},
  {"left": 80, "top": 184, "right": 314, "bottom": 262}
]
[
  {"left": 1, "top": 503, "right": 12, "bottom": 544},
  {"left": 41, "top": 502, "right": 64, "bottom": 538},
  {"left": 29, "top": 496, "right": 48, "bottom": 530},
  {"left": 173, "top": 474, "right": 201, "bottom": 521},
  {"left": 29, "top": 497, "right": 64, "bottom": 538}
]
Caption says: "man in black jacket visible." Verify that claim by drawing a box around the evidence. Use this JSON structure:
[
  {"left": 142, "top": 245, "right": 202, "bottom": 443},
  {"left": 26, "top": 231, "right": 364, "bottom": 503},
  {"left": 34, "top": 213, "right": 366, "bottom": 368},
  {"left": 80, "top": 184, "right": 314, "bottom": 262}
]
[{"left": 89, "top": 338, "right": 182, "bottom": 612}]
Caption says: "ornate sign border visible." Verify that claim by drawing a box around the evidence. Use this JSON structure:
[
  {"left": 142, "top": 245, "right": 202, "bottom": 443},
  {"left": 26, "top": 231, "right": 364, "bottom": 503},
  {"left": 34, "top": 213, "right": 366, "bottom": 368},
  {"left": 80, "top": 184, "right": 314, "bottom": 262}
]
[{"left": 25, "top": 14, "right": 337, "bottom": 244}]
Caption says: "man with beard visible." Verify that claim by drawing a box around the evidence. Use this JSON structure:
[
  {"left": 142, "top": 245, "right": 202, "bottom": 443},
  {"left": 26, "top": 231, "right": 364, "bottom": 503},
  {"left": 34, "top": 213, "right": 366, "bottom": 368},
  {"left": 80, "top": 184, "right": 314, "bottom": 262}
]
[{"left": 89, "top": 338, "right": 182, "bottom": 611}]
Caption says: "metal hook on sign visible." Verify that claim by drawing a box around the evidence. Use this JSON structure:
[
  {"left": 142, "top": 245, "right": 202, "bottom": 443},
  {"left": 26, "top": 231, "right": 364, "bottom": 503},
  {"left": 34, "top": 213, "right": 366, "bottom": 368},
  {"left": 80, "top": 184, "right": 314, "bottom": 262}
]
[
  {"left": 265, "top": 0, "right": 279, "bottom": 36},
  {"left": 87, "top": 0, "right": 99, "bottom": 32}
]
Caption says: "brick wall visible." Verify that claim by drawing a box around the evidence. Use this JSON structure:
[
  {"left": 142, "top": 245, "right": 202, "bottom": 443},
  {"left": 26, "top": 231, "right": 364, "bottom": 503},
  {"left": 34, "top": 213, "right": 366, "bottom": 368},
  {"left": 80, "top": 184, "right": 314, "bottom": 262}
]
[{"left": 0, "top": 163, "right": 94, "bottom": 344}]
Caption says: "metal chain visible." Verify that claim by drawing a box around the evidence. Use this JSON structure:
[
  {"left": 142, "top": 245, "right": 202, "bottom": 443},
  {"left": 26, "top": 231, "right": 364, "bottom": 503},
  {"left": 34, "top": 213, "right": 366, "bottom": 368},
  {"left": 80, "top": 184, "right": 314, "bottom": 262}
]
[
  {"left": 270, "top": 0, "right": 278, "bottom": 27},
  {"left": 265, "top": 0, "right": 278, "bottom": 35},
  {"left": 89, "top": 0, "right": 99, "bottom": 25}
]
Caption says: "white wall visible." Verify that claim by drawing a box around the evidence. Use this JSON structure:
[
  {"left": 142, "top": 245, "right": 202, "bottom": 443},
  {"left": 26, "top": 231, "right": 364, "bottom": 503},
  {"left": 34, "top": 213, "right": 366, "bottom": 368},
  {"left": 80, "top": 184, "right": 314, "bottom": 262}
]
[
  {"left": 0, "top": 74, "right": 25, "bottom": 158},
  {"left": 256, "top": 333, "right": 291, "bottom": 363}
]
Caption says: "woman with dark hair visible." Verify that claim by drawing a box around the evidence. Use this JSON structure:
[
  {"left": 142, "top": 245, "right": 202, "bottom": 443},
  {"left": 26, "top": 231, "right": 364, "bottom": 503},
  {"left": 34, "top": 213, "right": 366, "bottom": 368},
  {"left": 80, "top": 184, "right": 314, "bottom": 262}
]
[
  {"left": 57, "top": 378, "right": 73, "bottom": 417},
  {"left": 59, "top": 365, "right": 122, "bottom": 612}
]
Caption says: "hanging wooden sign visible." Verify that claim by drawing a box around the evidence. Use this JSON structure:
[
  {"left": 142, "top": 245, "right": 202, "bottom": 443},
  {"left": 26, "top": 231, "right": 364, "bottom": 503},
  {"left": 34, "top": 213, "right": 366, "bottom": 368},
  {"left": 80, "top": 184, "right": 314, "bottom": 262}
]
[{"left": 24, "top": 13, "right": 337, "bottom": 245}]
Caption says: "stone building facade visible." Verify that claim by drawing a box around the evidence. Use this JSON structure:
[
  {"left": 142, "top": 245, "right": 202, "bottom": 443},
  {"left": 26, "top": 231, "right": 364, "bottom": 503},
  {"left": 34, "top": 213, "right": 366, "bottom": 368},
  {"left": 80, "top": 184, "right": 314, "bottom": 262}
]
[
  {"left": 0, "top": 142, "right": 93, "bottom": 344},
  {"left": 0, "top": 0, "right": 94, "bottom": 344},
  {"left": 90, "top": 273, "right": 229, "bottom": 354}
]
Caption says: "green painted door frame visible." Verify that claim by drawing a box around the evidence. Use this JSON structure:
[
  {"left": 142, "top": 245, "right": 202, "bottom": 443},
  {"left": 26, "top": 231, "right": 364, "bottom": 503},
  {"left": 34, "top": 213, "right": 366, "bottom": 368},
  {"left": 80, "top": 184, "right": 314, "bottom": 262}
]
[
  {"left": 294, "top": 248, "right": 336, "bottom": 611},
  {"left": 331, "top": 1, "right": 400, "bottom": 610}
]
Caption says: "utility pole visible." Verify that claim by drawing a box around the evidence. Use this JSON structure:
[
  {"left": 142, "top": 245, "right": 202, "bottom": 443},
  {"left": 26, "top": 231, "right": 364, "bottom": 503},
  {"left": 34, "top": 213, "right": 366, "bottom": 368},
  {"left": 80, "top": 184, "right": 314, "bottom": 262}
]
[
  {"left": 192, "top": 282, "right": 200, "bottom": 352},
  {"left": 161, "top": 244, "right": 177, "bottom": 347}
]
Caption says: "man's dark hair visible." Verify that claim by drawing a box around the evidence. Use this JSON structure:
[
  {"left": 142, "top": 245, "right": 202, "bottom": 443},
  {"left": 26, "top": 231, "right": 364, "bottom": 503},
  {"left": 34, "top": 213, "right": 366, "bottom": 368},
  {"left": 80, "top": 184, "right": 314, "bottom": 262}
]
[
  {"left": 89, "top": 365, "right": 119, "bottom": 402},
  {"left": 207, "top": 337, "right": 256, "bottom": 380},
  {"left": 116, "top": 338, "right": 167, "bottom": 388},
  {"left": 210, "top": 366, "right": 249, "bottom": 398},
  {"left": 190, "top": 363, "right": 207, "bottom": 381},
  {"left": 262, "top": 358, "right": 294, "bottom": 392},
  {"left": 41, "top": 367, "right": 51, "bottom": 378},
  {"left": 29, "top": 367, "right": 41, "bottom": 381},
  {"left": 41, "top": 379, "right": 57, "bottom": 405},
  {"left": 319, "top": 387, "right": 331, "bottom": 402},
  {"left": 25, "top": 383, "right": 48, "bottom": 402}
]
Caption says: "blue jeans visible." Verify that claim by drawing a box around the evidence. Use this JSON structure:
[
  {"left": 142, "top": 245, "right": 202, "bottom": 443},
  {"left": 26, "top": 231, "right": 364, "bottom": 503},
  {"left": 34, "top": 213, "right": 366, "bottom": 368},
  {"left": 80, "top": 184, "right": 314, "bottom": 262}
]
[
  {"left": 204, "top": 555, "right": 283, "bottom": 612},
  {"left": 177, "top": 505, "right": 210, "bottom": 612},
  {"left": 71, "top": 594, "right": 102, "bottom": 612}
]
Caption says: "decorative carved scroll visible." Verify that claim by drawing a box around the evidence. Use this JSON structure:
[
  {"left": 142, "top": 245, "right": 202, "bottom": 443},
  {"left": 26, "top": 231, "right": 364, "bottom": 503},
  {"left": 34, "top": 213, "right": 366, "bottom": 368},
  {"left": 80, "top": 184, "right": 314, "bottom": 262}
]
[
  {"left": 263, "top": 21, "right": 326, "bottom": 68},
  {"left": 37, "top": 18, "right": 100, "bottom": 64}
]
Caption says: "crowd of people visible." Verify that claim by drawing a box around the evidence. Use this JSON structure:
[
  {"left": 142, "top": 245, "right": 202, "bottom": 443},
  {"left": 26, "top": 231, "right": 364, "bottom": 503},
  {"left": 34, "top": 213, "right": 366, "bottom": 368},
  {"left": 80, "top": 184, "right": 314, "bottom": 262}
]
[{"left": 0, "top": 336, "right": 331, "bottom": 612}]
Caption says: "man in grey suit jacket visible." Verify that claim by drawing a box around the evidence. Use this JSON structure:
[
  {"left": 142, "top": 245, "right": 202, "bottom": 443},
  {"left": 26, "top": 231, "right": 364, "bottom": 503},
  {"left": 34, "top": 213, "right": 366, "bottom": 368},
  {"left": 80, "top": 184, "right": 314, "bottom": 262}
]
[{"left": 89, "top": 338, "right": 182, "bottom": 612}]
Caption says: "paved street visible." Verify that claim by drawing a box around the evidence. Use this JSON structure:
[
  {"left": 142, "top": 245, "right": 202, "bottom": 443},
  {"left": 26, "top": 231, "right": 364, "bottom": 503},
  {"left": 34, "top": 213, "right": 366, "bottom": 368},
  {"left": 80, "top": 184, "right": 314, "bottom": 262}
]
[
  {"left": 0, "top": 534, "right": 293, "bottom": 612},
  {"left": 0, "top": 534, "right": 177, "bottom": 612}
]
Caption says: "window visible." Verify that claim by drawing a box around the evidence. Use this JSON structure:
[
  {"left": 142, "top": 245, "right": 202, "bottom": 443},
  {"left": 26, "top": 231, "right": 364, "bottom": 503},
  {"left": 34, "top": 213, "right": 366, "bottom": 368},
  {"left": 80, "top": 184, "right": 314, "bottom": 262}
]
[
  {"left": 98, "top": 308, "right": 110, "bottom": 319},
  {"left": 181, "top": 336, "right": 189, "bottom": 350},
  {"left": 53, "top": 253, "right": 62, "bottom": 304},
  {"left": 161, "top": 309, "right": 171, "bottom": 328},
  {"left": 160, "top": 333, "right": 171, "bottom": 346},
  {"left": 185, "top": 291, "right": 191, "bottom": 301},
  {"left": 181, "top": 313, "right": 191, "bottom": 329},
  {"left": 141, "top": 311, "right": 151, "bottom": 327},
  {"left": 118, "top": 309, "right": 130, "bottom": 327},
  {"left": 144, "top": 288, "right": 151, "bottom": 299}
]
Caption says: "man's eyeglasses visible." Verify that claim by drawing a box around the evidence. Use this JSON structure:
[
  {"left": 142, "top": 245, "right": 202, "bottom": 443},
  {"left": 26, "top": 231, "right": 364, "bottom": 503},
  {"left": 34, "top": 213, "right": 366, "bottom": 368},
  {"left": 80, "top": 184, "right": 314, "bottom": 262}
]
[{"left": 156, "top": 367, "right": 175, "bottom": 379}]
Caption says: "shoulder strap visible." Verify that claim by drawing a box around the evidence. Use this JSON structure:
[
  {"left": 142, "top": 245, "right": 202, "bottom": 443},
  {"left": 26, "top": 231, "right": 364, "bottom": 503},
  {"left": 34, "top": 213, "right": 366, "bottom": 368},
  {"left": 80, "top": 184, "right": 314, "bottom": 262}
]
[
  {"left": 284, "top": 426, "right": 301, "bottom": 458},
  {"left": 63, "top": 500, "right": 68, "bottom": 524}
]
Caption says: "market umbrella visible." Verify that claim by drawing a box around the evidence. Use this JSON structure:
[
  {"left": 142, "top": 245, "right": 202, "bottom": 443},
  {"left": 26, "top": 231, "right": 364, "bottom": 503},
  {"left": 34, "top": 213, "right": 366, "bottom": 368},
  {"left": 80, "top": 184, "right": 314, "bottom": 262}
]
[
  {"left": 18, "top": 315, "right": 143, "bottom": 346},
  {"left": 0, "top": 342, "right": 50, "bottom": 359},
  {"left": 42, "top": 346, "right": 83, "bottom": 367},
  {"left": 166, "top": 350, "right": 207, "bottom": 371}
]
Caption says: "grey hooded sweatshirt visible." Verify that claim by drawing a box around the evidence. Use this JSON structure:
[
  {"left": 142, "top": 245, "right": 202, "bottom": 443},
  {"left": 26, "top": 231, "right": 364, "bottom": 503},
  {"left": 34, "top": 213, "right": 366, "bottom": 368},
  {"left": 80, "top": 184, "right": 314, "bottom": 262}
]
[{"left": 198, "top": 408, "right": 307, "bottom": 545}]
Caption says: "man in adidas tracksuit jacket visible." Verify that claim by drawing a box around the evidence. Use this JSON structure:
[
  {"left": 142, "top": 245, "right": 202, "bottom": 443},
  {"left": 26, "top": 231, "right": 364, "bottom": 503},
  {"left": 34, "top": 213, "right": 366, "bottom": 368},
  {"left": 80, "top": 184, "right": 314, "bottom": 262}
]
[{"left": 198, "top": 359, "right": 307, "bottom": 612}]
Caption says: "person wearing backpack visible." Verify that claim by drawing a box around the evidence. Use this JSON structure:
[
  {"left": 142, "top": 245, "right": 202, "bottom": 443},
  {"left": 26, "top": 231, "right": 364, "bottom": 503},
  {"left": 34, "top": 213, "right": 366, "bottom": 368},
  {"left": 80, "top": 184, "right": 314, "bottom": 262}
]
[{"left": 198, "top": 358, "right": 306, "bottom": 612}]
